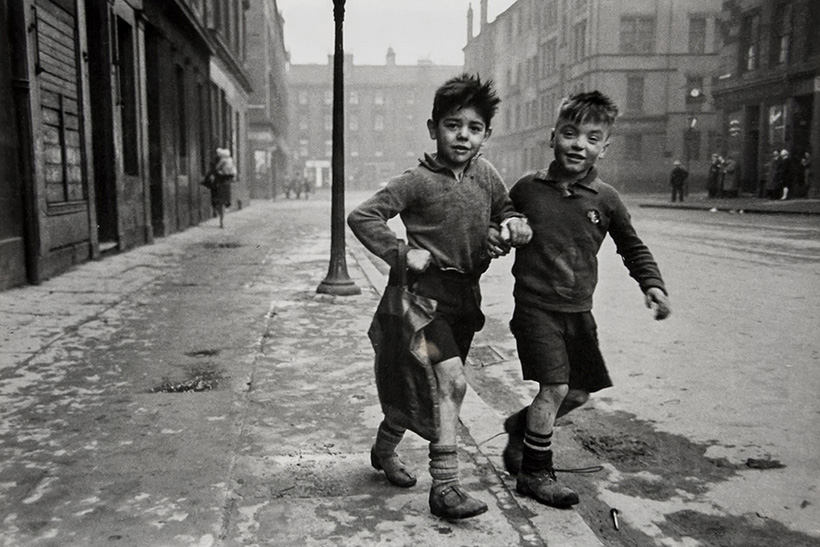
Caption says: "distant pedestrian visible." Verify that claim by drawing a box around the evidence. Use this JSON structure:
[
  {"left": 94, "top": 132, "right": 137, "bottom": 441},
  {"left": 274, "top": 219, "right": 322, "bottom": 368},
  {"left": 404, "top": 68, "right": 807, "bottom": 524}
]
[
  {"left": 670, "top": 160, "right": 688, "bottom": 202},
  {"left": 775, "top": 149, "right": 794, "bottom": 200},
  {"left": 204, "top": 148, "right": 236, "bottom": 228},
  {"left": 796, "top": 152, "right": 812, "bottom": 199},
  {"left": 706, "top": 153, "right": 722, "bottom": 198},
  {"left": 348, "top": 74, "right": 531, "bottom": 520},
  {"left": 721, "top": 155, "right": 740, "bottom": 198},
  {"left": 763, "top": 150, "right": 780, "bottom": 199},
  {"left": 300, "top": 175, "right": 312, "bottom": 200}
]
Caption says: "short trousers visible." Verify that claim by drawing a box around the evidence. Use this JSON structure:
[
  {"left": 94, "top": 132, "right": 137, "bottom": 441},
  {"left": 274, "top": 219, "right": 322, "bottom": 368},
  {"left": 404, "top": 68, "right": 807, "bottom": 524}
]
[
  {"left": 509, "top": 306, "right": 612, "bottom": 393},
  {"left": 411, "top": 267, "right": 485, "bottom": 364}
]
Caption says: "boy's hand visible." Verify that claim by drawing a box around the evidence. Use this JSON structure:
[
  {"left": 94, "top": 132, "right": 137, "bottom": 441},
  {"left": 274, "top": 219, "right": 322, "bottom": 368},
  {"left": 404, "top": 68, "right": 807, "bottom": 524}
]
[
  {"left": 645, "top": 287, "right": 671, "bottom": 320},
  {"left": 506, "top": 218, "right": 533, "bottom": 247},
  {"left": 487, "top": 227, "right": 511, "bottom": 258},
  {"left": 406, "top": 248, "right": 432, "bottom": 273}
]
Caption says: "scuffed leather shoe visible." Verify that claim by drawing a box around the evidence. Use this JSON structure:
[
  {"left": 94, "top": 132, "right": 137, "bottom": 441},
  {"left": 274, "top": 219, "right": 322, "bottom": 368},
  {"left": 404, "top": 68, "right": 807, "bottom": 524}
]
[
  {"left": 429, "top": 483, "right": 488, "bottom": 520},
  {"left": 516, "top": 468, "right": 579, "bottom": 508},
  {"left": 370, "top": 446, "right": 417, "bottom": 488}
]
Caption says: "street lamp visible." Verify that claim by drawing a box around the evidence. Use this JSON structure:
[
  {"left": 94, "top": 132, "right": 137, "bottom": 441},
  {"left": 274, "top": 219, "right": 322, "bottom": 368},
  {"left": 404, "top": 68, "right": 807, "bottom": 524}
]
[{"left": 317, "top": 0, "right": 360, "bottom": 296}]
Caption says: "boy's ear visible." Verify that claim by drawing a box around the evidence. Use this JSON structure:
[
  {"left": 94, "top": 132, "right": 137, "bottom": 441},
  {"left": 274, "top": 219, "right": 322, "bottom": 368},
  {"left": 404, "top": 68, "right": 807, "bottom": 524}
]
[
  {"left": 427, "top": 119, "right": 436, "bottom": 140},
  {"left": 549, "top": 128, "right": 556, "bottom": 148},
  {"left": 484, "top": 126, "right": 493, "bottom": 140}
]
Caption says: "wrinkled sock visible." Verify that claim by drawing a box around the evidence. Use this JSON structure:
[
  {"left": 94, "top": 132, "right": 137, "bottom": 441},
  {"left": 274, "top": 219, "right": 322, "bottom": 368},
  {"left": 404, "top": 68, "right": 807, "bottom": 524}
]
[
  {"left": 429, "top": 444, "right": 459, "bottom": 488},
  {"left": 374, "top": 420, "right": 406, "bottom": 458},
  {"left": 520, "top": 429, "right": 553, "bottom": 474}
]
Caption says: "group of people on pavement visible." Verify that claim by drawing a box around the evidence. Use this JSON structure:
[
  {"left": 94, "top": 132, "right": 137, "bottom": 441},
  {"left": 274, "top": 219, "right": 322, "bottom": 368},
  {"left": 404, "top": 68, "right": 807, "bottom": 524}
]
[
  {"left": 762, "top": 149, "right": 812, "bottom": 200},
  {"left": 348, "top": 74, "right": 671, "bottom": 520},
  {"left": 704, "top": 153, "right": 742, "bottom": 199},
  {"left": 703, "top": 149, "right": 813, "bottom": 201},
  {"left": 284, "top": 173, "right": 312, "bottom": 200}
]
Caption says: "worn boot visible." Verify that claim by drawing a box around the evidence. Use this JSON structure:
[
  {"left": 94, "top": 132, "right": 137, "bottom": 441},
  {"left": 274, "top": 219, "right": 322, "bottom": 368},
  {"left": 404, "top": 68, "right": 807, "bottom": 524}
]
[
  {"left": 370, "top": 446, "right": 417, "bottom": 487},
  {"left": 516, "top": 468, "right": 579, "bottom": 508},
  {"left": 429, "top": 483, "right": 488, "bottom": 520}
]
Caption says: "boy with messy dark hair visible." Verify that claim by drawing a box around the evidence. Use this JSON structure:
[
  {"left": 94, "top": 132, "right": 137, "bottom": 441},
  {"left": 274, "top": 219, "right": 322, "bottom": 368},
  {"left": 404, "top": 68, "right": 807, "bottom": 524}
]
[
  {"left": 348, "top": 73, "right": 532, "bottom": 520},
  {"left": 500, "top": 90, "right": 671, "bottom": 508}
]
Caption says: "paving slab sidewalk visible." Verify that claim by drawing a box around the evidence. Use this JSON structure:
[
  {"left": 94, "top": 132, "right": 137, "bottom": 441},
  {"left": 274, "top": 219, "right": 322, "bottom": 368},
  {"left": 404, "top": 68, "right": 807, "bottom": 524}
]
[{"left": 0, "top": 199, "right": 603, "bottom": 547}]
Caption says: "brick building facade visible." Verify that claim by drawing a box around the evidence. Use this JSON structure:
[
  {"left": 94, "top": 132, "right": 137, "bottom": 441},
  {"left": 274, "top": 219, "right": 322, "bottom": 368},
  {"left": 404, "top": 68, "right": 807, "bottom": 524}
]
[
  {"left": 0, "top": 0, "right": 266, "bottom": 290},
  {"left": 712, "top": 0, "right": 819, "bottom": 195},
  {"left": 463, "top": 0, "right": 722, "bottom": 193},
  {"left": 287, "top": 51, "right": 460, "bottom": 191},
  {"left": 246, "top": 0, "right": 288, "bottom": 200}
]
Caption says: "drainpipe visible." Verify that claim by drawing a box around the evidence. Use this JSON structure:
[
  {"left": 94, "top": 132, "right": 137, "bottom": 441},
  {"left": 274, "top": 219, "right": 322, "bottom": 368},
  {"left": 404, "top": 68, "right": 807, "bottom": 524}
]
[{"left": 9, "top": 0, "right": 41, "bottom": 284}]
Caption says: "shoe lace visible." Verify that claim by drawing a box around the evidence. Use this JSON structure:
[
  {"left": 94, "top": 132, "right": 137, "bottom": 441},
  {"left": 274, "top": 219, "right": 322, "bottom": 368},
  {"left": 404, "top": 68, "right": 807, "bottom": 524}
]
[{"left": 479, "top": 431, "right": 604, "bottom": 475}]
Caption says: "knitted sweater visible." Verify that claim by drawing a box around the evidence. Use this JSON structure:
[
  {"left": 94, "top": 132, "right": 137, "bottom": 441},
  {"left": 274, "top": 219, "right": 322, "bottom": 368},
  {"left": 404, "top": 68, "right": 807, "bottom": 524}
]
[
  {"left": 510, "top": 163, "right": 666, "bottom": 312},
  {"left": 348, "top": 153, "right": 519, "bottom": 276}
]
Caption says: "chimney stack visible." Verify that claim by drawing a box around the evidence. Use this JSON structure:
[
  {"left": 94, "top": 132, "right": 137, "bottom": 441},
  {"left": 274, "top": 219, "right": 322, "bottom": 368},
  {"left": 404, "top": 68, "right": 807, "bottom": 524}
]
[
  {"left": 386, "top": 47, "right": 396, "bottom": 66},
  {"left": 480, "top": 0, "right": 488, "bottom": 28},
  {"left": 467, "top": 4, "right": 474, "bottom": 41}
]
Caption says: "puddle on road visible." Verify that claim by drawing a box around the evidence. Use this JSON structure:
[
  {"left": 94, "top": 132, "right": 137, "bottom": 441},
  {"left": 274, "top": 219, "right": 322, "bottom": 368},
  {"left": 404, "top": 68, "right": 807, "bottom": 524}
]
[
  {"left": 150, "top": 363, "right": 223, "bottom": 393},
  {"left": 201, "top": 241, "right": 243, "bottom": 249}
]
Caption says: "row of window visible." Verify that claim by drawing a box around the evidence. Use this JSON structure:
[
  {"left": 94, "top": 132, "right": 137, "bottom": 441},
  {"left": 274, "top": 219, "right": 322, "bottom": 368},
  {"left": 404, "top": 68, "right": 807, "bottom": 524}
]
[
  {"left": 298, "top": 113, "right": 396, "bottom": 132},
  {"left": 739, "top": 3, "right": 814, "bottom": 72},
  {"left": 297, "top": 90, "right": 401, "bottom": 107},
  {"left": 493, "top": 128, "right": 719, "bottom": 179},
  {"left": 498, "top": 74, "right": 707, "bottom": 133},
  {"left": 504, "top": 15, "right": 710, "bottom": 91},
  {"left": 297, "top": 139, "right": 416, "bottom": 159}
]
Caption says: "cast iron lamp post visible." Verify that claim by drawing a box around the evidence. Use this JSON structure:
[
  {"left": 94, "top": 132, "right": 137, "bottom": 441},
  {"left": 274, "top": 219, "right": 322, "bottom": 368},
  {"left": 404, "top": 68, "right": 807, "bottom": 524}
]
[{"left": 317, "top": 0, "right": 360, "bottom": 296}]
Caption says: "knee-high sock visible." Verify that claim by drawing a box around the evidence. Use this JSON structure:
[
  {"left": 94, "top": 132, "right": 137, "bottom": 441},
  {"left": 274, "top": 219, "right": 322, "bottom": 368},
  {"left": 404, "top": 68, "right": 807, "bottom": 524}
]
[
  {"left": 374, "top": 420, "right": 406, "bottom": 458},
  {"left": 520, "top": 428, "right": 553, "bottom": 474},
  {"left": 429, "top": 444, "right": 459, "bottom": 488}
]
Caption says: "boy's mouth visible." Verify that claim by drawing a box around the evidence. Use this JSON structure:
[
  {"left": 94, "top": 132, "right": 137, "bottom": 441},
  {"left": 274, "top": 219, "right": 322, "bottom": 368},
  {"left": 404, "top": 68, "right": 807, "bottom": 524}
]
[{"left": 565, "top": 153, "right": 585, "bottom": 163}]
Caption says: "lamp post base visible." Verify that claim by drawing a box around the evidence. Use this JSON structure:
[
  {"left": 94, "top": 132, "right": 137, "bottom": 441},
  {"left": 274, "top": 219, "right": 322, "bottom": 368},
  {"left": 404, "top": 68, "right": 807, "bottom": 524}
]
[{"left": 316, "top": 277, "right": 361, "bottom": 296}]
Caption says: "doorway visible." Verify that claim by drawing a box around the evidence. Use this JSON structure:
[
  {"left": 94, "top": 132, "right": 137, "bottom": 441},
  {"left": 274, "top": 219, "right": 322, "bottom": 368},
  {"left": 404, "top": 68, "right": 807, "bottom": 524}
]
[{"left": 145, "top": 27, "right": 164, "bottom": 236}]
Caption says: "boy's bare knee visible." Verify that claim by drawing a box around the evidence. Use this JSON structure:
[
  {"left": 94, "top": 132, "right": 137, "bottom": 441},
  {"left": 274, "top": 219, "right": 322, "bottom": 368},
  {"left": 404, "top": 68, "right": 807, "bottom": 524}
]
[
  {"left": 536, "top": 383, "right": 568, "bottom": 405},
  {"left": 555, "top": 389, "right": 589, "bottom": 419},
  {"left": 435, "top": 357, "right": 467, "bottom": 401},
  {"left": 565, "top": 389, "right": 589, "bottom": 407}
]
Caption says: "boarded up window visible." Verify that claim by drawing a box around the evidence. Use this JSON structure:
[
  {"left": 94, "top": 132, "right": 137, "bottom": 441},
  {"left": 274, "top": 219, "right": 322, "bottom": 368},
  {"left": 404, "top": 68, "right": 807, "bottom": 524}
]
[{"left": 34, "top": 0, "right": 85, "bottom": 204}]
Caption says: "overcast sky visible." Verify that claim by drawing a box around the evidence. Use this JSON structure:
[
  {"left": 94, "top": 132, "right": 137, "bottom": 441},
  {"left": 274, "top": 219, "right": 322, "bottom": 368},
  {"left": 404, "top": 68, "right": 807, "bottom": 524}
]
[{"left": 277, "top": 0, "right": 517, "bottom": 67}]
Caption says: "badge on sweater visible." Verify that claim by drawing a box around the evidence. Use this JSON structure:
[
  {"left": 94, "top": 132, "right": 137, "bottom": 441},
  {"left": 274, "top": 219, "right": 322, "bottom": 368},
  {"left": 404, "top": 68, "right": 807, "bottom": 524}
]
[{"left": 587, "top": 209, "right": 601, "bottom": 224}]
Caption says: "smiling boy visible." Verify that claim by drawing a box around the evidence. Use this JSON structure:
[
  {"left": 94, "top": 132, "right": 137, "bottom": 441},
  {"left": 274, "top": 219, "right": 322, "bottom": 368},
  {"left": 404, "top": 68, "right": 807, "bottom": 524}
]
[
  {"left": 348, "top": 73, "right": 531, "bottom": 519},
  {"left": 503, "top": 91, "right": 671, "bottom": 508}
]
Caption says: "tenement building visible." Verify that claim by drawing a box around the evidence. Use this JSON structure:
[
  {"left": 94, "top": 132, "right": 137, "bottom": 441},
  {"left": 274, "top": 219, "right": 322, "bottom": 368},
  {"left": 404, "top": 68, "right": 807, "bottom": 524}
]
[
  {"left": 287, "top": 50, "right": 460, "bottom": 191},
  {"left": 246, "top": 0, "right": 289, "bottom": 200},
  {"left": 0, "top": 0, "right": 261, "bottom": 290},
  {"left": 464, "top": 0, "right": 722, "bottom": 192},
  {"left": 712, "top": 0, "right": 819, "bottom": 194}
]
